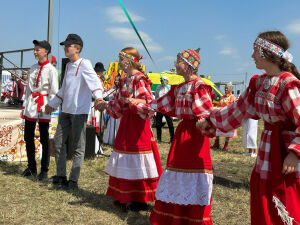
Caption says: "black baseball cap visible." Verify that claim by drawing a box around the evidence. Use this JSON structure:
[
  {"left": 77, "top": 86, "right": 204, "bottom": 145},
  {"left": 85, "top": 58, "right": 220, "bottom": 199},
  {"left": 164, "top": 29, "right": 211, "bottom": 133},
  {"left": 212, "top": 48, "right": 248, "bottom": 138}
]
[
  {"left": 94, "top": 62, "right": 106, "bottom": 73},
  {"left": 60, "top": 34, "right": 83, "bottom": 47},
  {"left": 33, "top": 40, "right": 51, "bottom": 53}
]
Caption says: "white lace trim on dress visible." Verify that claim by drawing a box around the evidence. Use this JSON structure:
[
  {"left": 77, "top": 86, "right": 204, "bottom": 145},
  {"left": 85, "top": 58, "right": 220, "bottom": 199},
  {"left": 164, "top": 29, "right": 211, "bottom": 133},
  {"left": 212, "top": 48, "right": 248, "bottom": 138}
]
[
  {"left": 155, "top": 169, "right": 213, "bottom": 206},
  {"left": 105, "top": 151, "right": 159, "bottom": 179}
]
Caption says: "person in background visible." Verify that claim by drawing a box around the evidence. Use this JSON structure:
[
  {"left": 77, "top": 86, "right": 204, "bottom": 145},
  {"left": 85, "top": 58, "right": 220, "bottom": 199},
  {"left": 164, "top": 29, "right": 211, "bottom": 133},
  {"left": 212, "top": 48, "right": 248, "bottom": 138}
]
[
  {"left": 45, "top": 34, "right": 104, "bottom": 190},
  {"left": 103, "top": 75, "right": 122, "bottom": 146},
  {"left": 21, "top": 40, "right": 58, "bottom": 180},
  {"left": 211, "top": 82, "right": 237, "bottom": 151},
  {"left": 236, "top": 89, "right": 241, "bottom": 98},
  {"left": 94, "top": 62, "right": 106, "bottom": 79},
  {"left": 93, "top": 62, "right": 107, "bottom": 143},
  {"left": 8, "top": 73, "right": 17, "bottom": 99},
  {"left": 16, "top": 70, "right": 28, "bottom": 104},
  {"left": 51, "top": 55, "right": 57, "bottom": 67},
  {"left": 94, "top": 62, "right": 107, "bottom": 91},
  {"left": 242, "top": 119, "right": 258, "bottom": 157},
  {"left": 154, "top": 76, "right": 174, "bottom": 143}
]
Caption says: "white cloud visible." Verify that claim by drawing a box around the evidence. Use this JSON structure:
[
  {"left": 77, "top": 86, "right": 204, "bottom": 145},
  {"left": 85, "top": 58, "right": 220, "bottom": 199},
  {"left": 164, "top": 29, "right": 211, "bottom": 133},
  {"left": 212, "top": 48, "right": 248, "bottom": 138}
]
[
  {"left": 106, "top": 27, "right": 163, "bottom": 53},
  {"left": 214, "top": 35, "right": 225, "bottom": 40},
  {"left": 286, "top": 19, "right": 300, "bottom": 34},
  {"left": 236, "top": 62, "right": 252, "bottom": 72},
  {"left": 219, "top": 47, "right": 239, "bottom": 58},
  {"left": 106, "top": 6, "right": 145, "bottom": 23}
]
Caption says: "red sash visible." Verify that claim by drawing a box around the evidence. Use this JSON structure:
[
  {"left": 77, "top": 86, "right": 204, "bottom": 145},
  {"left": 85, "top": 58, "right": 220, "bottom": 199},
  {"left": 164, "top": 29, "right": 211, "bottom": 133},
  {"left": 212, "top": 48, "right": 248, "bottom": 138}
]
[{"left": 31, "top": 92, "right": 48, "bottom": 112}]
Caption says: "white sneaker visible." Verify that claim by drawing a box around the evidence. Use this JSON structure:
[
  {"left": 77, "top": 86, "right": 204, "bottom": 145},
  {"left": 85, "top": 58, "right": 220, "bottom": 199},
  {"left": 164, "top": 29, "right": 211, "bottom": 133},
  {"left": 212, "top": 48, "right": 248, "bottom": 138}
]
[
  {"left": 242, "top": 153, "right": 251, "bottom": 156},
  {"left": 250, "top": 153, "right": 257, "bottom": 158}
]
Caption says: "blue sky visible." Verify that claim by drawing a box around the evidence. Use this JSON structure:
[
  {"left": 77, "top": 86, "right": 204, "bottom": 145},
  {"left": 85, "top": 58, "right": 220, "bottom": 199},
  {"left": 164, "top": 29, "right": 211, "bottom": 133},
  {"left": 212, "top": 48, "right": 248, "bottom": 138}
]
[{"left": 1, "top": 0, "right": 300, "bottom": 89}]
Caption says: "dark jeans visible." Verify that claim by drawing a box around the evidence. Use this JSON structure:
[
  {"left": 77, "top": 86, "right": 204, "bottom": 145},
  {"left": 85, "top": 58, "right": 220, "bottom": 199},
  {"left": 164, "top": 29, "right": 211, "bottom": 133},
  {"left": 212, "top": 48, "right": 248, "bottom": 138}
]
[
  {"left": 24, "top": 119, "right": 50, "bottom": 173},
  {"left": 156, "top": 112, "right": 174, "bottom": 142}
]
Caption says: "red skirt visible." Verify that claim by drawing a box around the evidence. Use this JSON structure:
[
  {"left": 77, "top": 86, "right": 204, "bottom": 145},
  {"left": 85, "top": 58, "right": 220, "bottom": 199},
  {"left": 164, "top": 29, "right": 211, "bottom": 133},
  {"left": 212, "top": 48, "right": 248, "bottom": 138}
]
[
  {"left": 106, "top": 109, "right": 162, "bottom": 203},
  {"left": 167, "top": 119, "right": 212, "bottom": 170},
  {"left": 149, "top": 200, "right": 212, "bottom": 225},
  {"left": 106, "top": 176, "right": 159, "bottom": 203},
  {"left": 250, "top": 170, "right": 300, "bottom": 225}
]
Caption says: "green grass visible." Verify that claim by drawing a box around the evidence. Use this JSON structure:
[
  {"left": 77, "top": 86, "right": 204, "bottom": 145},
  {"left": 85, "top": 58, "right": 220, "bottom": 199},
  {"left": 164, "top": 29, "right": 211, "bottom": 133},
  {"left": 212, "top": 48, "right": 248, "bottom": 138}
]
[{"left": 0, "top": 121, "right": 263, "bottom": 225}]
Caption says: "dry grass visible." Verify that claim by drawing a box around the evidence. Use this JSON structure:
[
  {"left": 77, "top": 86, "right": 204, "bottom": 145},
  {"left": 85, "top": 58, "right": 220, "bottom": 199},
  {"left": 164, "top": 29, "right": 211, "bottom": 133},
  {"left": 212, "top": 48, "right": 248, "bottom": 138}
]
[{"left": 0, "top": 121, "right": 264, "bottom": 225}]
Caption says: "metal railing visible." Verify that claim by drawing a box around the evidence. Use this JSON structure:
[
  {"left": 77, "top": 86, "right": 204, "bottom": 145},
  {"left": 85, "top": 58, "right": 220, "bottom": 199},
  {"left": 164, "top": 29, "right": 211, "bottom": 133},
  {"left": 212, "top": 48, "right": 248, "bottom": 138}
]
[{"left": 0, "top": 48, "right": 33, "bottom": 95}]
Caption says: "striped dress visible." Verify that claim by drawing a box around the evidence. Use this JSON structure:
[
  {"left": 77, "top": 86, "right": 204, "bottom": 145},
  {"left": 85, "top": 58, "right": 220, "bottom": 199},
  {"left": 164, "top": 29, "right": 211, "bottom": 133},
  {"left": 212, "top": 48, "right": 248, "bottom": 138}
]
[{"left": 206, "top": 72, "right": 300, "bottom": 225}]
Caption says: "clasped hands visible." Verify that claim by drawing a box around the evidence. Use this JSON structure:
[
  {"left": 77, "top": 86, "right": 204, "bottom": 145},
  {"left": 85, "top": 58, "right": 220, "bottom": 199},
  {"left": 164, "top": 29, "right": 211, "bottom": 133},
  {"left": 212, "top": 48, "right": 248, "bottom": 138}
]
[
  {"left": 94, "top": 98, "right": 107, "bottom": 111},
  {"left": 196, "top": 117, "right": 210, "bottom": 130}
]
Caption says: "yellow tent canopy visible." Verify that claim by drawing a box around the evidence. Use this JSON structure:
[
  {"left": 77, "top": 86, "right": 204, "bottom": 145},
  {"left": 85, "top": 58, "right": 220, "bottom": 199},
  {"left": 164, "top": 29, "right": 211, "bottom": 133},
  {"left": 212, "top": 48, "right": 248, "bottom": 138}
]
[{"left": 147, "top": 73, "right": 223, "bottom": 105}]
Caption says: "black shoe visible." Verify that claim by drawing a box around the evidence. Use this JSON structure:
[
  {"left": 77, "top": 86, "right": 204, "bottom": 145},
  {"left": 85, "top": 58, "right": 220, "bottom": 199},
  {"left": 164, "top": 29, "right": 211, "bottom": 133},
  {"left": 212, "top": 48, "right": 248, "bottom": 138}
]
[
  {"left": 128, "top": 202, "right": 150, "bottom": 211},
  {"left": 63, "top": 180, "right": 78, "bottom": 190},
  {"left": 37, "top": 171, "right": 48, "bottom": 181},
  {"left": 50, "top": 176, "right": 68, "bottom": 185},
  {"left": 113, "top": 200, "right": 122, "bottom": 206},
  {"left": 21, "top": 168, "right": 37, "bottom": 177},
  {"left": 113, "top": 200, "right": 128, "bottom": 212}
]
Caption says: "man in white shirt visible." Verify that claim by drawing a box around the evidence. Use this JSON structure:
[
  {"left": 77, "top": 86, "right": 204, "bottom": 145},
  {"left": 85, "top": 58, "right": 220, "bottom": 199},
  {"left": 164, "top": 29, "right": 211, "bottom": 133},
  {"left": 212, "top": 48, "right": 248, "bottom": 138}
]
[
  {"left": 154, "top": 76, "right": 174, "bottom": 143},
  {"left": 22, "top": 40, "right": 58, "bottom": 179},
  {"left": 45, "top": 34, "right": 104, "bottom": 190}
]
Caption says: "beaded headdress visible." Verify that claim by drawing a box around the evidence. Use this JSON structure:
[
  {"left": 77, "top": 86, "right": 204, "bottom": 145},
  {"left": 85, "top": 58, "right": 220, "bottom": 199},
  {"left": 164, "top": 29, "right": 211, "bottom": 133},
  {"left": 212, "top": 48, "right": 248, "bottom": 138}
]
[
  {"left": 253, "top": 37, "right": 293, "bottom": 62},
  {"left": 119, "top": 51, "right": 141, "bottom": 62},
  {"left": 178, "top": 48, "right": 201, "bottom": 69}
]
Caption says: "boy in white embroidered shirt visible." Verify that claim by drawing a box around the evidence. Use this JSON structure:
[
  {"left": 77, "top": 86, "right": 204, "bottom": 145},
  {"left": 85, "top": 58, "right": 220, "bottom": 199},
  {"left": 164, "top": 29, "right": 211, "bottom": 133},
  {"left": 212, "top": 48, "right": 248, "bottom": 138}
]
[
  {"left": 22, "top": 40, "right": 58, "bottom": 180},
  {"left": 45, "top": 34, "right": 104, "bottom": 190}
]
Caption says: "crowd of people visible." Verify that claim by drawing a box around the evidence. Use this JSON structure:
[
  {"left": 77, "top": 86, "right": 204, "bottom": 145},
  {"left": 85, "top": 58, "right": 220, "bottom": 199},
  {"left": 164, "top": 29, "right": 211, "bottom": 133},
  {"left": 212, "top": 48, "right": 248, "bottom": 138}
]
[{"left": 3, "top": 30, "right": 300, "bottom": 225}]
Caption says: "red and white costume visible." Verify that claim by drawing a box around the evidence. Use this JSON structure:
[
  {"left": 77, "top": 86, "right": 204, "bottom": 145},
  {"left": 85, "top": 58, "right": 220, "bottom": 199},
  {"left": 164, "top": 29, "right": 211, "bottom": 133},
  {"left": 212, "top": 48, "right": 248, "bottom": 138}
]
[
  {"left": 23, "top": 60, "right": 58, "bottom": 122},
  {"left": 105, "top": 72, "right": 162, "bottom": 203},
  {"left": 207, "top": 73, "right": 300, "bottom": 225},
  {"left": 148, "top": 78, "right": 215, "bottom": 225}
]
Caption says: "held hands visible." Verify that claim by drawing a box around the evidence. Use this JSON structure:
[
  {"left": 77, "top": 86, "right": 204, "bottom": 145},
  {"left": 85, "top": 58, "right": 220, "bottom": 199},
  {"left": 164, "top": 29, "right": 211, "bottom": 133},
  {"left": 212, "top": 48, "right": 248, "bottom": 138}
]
[
  {"left": 94, "top": 98, "right": 107, "bottom": 111},
  {"left": 196, "top": 118, "right": 209, "bottom": 130},
  {"left": 282, "top": 152, "right": 299, "bottom": 175},
  {"left": 45, "top": 104, "right": 53, "bottom": 115}
]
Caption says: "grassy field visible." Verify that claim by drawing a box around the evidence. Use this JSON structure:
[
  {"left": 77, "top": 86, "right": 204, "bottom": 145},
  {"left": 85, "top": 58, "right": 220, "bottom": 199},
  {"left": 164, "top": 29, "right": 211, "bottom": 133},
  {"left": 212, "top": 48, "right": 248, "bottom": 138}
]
[{"left": 0, "top": 121, "right": 263, "bottom": 225}]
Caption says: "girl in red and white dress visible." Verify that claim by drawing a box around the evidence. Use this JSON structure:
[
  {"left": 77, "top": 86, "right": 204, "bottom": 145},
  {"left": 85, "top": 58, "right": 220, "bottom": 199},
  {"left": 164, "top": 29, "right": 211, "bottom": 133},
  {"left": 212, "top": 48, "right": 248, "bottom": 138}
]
[
  {"left": 98, "top": 47, "right": 162, "bottom": 211},
  {"left": 198, "top": 31, "right": 300, "bottom": 225},
  {"left": 135, "top": 48, "right": 215, "bottom": 224}
]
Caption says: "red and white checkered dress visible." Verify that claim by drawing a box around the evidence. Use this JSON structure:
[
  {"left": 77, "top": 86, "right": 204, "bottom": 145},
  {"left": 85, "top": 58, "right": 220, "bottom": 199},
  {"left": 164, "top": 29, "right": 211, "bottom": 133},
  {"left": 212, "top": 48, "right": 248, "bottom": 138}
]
[
  {"left": 149, "top": 78, "right": 214, "bottom": 225},
  {"left": 105, "top": 72, "right": 162, "bottom": 204},
  {"left": 208, "top": 72, "right": 300, "bottom": 225}
]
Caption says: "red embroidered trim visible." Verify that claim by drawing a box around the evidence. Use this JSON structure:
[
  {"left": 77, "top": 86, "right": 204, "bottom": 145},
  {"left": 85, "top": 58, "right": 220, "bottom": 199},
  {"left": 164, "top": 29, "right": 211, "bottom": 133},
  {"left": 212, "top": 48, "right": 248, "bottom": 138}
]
[
  {"left": 75, "top": 59, "right": 83, "bottom": 76},
  {"left": 36, "top": 60, "right": 50, "bottom": 87}
]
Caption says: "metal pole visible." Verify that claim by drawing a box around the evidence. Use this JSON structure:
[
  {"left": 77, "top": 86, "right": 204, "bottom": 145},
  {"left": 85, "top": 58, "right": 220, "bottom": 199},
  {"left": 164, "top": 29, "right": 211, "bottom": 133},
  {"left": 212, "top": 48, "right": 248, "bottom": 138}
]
[
  {"left": 47, "top": 0, "right": 54, "bottom": 61},
  {"left": 20, "top": 51, "right": 23, "bottom": 68}
]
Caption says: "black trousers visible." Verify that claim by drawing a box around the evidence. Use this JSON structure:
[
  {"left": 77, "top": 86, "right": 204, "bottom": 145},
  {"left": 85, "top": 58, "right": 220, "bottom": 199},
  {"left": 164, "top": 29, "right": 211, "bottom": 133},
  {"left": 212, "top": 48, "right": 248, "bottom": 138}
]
[
  {"left": 24, "top": 119, "right": 50, "bottom": 172},
  {"left": 156, "top": 112, "right": 174, "bottom": 142}
]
